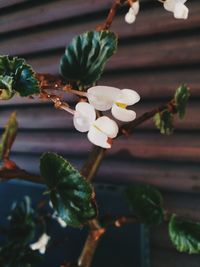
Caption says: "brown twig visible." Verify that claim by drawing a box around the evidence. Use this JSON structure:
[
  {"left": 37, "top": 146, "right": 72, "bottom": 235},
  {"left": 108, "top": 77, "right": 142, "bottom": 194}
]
[
  {"left": 119, "top": 100, "right": 175, "bottom": 137},
  {"left": 96, "top": 0, "right": 125, "bottom": 31},
  {"left": 0, "top": 162, "right": 43, "bottom": 184}
]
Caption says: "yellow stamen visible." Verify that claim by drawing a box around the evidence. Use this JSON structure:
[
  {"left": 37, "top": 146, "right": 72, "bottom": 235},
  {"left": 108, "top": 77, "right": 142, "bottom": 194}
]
[
  {"left": 115, "top": 102, "right": 127, "bottom": 109},
  {"left": 93, "top": 124, "right": 103, "bottom": 133}
]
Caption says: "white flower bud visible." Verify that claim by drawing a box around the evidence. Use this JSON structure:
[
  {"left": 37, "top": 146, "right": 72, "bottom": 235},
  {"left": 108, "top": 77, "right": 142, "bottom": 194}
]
[
  {"left": 174, "top": 2, "right": 188, "bottom": 19},
  {"left": 125, "top": 11, "right": 136, "bottom": 24}
]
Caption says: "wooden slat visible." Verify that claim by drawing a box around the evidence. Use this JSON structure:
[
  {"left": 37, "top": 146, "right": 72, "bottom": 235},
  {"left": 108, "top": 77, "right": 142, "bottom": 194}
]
[
  {"left": 0, "top": 0, "right": 27, "bottom": 9},
  {"left": 7, "top": 131, "right": 200, "bottom": 163},
  {"left": 0, "top": 0, "right": 111, "bottom": 34},
  {"left": 0, "top": 102, "right": 199, "bottom": 129},
  {"left": 23, "top": 32, "right": 200, "bottom": 75},
  {"left": 102, "top": 69, "right": 200, "bottom": 99},
  {"left": 1, "top": 1, "right": 200, "bottom": 56},
  {"left": 9, "top": 154, "right": 200, "bottom": 193}
]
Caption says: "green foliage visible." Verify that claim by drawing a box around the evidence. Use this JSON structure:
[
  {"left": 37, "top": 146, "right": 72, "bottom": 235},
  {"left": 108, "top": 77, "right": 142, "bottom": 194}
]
[
  {"left": 154, "top": 110, "right": 174, "bottom": 135},
  {"left": 126, "top": 184, "right": 164, "bottom": 225},
  {"left": 0, "top": 112, "right": 18, "bottom": 161},
  {"left": 169, "top": 214, "right": 200, "bottom": 254},
  {"left": 60, "top": 31, "right": 118, "bottom": 87},
  {"left": 0, "top": 56, "right": 40, "bottom": 100},
  {"left": 8, "top": 196, "right": 36, "bottom": 245},
  {"left": 0, "top": 75, "right": 14, "bottom": 100},
  {"left": 174, "top": 85, "right": 190, "bottom": 119},
  {"left": 40, "top": 152, "right": 97, "bottom": 228},
  {"left": 0, "top": 244, "right": 41, "bottom": 267},
  {"left": 0, "top": 197, "right": 40, "bottom": 267}
]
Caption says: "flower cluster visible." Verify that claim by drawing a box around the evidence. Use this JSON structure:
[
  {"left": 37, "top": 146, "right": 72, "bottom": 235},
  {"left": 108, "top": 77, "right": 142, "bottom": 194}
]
[
  {"left": 64, "top": 86, "right": 140, "bottom": 149},
  {"left": 124, "top": 0, "right": 188, "bottom": 24}
]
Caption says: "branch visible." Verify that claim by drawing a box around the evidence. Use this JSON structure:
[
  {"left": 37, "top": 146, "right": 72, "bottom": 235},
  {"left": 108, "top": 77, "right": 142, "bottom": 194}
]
[
  {"left": 0, "top": 162, "right": 43, "bottom": 184},
  {"left": 118, "top": 99, "right": 175, "bottom": 137},
  {"left": 78, "top": 147, "right": 106, "bottom": 267},
  {"left": 97, "top": 0, "right": 124, "bottom": 31},
  {"left": 81, "top": 146, "right": 105, "bottom": 181}
]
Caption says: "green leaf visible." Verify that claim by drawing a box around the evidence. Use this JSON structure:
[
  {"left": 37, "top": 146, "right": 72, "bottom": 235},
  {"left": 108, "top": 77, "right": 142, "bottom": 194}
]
[
  {"left": 125, "top": 184, "right": 164, "bottom": 225},
  {"left": 174, "top": 85, "right": 190, "bottom": 119},
  {"left": 40, "top": 152, "right": 97, "bottom": 227},
  {"left": 154, "top": 110, "right": 174, "bottom": 135},
  {"left": 0, "top": 56, "right": 40, "bottom": 99},
  {"left": 0, "top": 75, "right": 14, "bottom": 100},
  {"left": 0, "top": 112, "right": 18, "bottom": 161},
  {"left": 169, "top": 214, "right": 200, "bottom": 254},
  {"left": 8, "top": 196, "right": 36, "bottom": 245},
  {"left": 0, "top": 244, "right": 41, "bottom": 267},
  {"left": 60, "top": 31, "right": 118, "bottom": 87}
]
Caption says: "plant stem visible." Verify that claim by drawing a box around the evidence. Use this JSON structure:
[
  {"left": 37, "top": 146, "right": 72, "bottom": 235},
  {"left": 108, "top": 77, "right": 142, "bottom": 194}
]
[
  {"left": 81, "top": 146, "right": 105, "bottom": 181},
  {"left": 119, "top": 100, "right": 174, "bottom": 136},
  {"left": 78, "top": 221, "right": 105, "bottom": 267},
  {"left": 0, "top": 164, "right": 43, "bottom": 184},
  {"left": 77, "top": 146, "right": 106, "bottom": 267},
  {"left": 97, "top": 0, "right": 124, "bottom": 31}
]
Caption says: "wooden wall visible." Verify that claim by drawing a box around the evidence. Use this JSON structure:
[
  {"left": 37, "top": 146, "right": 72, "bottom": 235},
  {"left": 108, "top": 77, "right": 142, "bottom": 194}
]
[{"left": 0, "top": 0, "right": 200, "bottom": 266}]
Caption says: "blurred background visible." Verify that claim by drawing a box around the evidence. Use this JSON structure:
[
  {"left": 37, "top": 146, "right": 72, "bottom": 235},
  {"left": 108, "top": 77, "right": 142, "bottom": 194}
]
[{"left": 0, "top": 0, "right": 200, "bottom": 266}]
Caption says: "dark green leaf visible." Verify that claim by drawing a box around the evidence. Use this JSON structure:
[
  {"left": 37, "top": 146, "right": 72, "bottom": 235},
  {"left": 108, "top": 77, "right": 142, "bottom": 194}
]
[
  {"left": 0, "top": 75, "right": 14, "bottom": 100},
  {"left": 174, "top": 85, "right": 190, "bottom": 119},
  {"left": 60, "top": 31, "right": 118, "bottom": 87},
  {"left": 0, "top": 56, "right": 40, "bottom": 99},
  {"left": 126, "top": 184, "right": 164, "bottom": 225},
  {"left": 169, "top": 214, "right": 200, "bottom": 254},
  {"left": 154, "top": 110, "right": 174, "bottom": 135},
  {"left": 0, "top": 112, "right": 18, "bottom": 161},
  {"left": 0, "top": 244, "right": 41, "bottom": 267},
  {"left": 8, "top": 196, "right": 36, "bottom": 245},
  {"left": 40, "top": 152, "right": 97, "bottom": 227}
]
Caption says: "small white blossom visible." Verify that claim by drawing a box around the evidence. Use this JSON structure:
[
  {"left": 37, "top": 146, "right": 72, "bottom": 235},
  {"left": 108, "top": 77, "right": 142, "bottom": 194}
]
[
  {"left": 164, "top": 0, "right": 188, "bottom": 19},
  {"left": 125, "top": 1, "right": 140, "bottom": 24},
  {"left": 87, "top": 116, "right": 118, "bottom": 149},
  {"left": 125, "top": 10, "right": 136, "bottom": 24},
  {"left": 73, "top": 102, "right": 96, "bottom": 132},
  {"left": 87, "top": 86, "right": 140, "bottom": 122},
  {"left": 72, "top": 102, "right": 118, "bottom": 148},
  {"left": 30, "top": 233, "right": 50, "bottom": 254}
]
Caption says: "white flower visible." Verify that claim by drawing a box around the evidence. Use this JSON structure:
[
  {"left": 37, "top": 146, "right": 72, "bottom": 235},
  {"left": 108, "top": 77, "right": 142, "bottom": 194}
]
[
  {"left": 87, "top": 116, "right": 119, "bottom": 149},
  {"left": 30, "top": 233, "right": 50, "bottom": 254},
  {"left": 125, "top": 1, "right": 140, "bottom": 24},
  {"left": 73, "top": 102, "right": 96, "bottom": 132},
  {"left": 73, "top": 102, "right": 119, "bottom": 148},
  {"left": 163, "top": 0, "right": 188, "bottom": 19},
  {"left": 87, "top": 86, "right": 140, "bottom": 122}
]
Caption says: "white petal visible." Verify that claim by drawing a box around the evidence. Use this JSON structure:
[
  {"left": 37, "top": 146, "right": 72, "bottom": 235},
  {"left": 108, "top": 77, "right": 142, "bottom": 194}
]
[
  {"left": 30, "top": 233, "right": 50, "bottom": 254},
  {"left": 73, "top": 102, "right": 96, "bottom": 132},
  {"left": 87, "top": 86, "right": 120, "bottom": 111},
  {"left": 164, "top": 0, "right": 176, "bottom": 12},
  {"left": 174, "top": 2, "right": 188, "bottom": 19},
  {"left": 125, "top": 11, "right": 136, "bottom": 24},
  {"left": 93, "top": 116, "right": 118, "bottom": 138},
  {"left": 39, "top": 247, "right": 46, "bottom": 254},
  {"left": 130, "top": 1, "right": 140, "bottom": 15},
  {"left": 116, "top": 89, "right": 140, "bottom": 106},
  {"left": 112, "top": 104, "right": 136, "bottom": 122},
  {"left": 87, "top": 126, "right": 111, "bottom": 149},
  {"left": 57, "top": 217, "right": 67, "bottom": 228}
]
